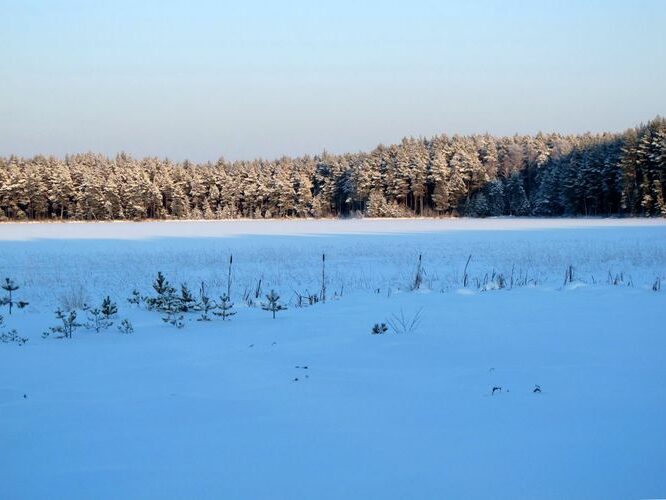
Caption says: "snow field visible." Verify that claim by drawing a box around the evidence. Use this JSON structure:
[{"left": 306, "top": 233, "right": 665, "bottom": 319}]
[{"left": 1, "top": 219, "right": 665, "bottom": 499}]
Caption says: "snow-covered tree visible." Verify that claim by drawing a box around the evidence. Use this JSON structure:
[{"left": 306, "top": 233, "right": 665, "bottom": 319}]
[{"left": 1, "top": 116, "right": 664, "bottom": 220}]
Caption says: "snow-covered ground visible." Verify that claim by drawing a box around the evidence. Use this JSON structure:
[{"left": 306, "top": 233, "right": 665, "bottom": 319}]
[{"left": 1, "top": 219, "right": 665, "bottom": 499}]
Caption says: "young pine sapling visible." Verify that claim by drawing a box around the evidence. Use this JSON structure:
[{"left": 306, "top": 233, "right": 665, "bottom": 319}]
[
  {"left": 371, "top": 323, "right": 388, "bottom": 335},
  {"left": 118, "top": 319, "right": 134, "bottom": 334},
  {"left": 127, "top": 289, "right": 142, "bottom": 306},
  {"left": 262, "top": 289, "right": 286, "bottom": 319},
  {"left": 197, "top": 282, "right": 216, "bottom": 321},
  {"left": 214, "top": 293, "right": 236, "bottom": 321},
  {"left": 0, "top": 314, "right": 28, "bottom": 345},
  {"left": 0, "top": 278, "right": 29, "bottom": 315},
  {"left": 82, "top": 296, "right": 118, "bottom": 333},
  {"left": 43, "top": 308, "right": 82, "bottom": 339},
  {"left": 83, "top": 306, "right": 111, "bottom": 333},
  {"left": 146, "top": 272, "right": 177, "bottom": 311},
  {"left": 101, "top": 296, "right": 118, "bottom": 320},
  {"left": 162, "top": 300, "right": 185, "bottom": 328},
  {"left": 179, "top": 283, "right": 196, "bottom": 312}
]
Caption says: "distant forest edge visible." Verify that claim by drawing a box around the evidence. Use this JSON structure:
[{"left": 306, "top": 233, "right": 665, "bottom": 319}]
[{"left": 1, "top": 117, "right": 665, "bottom": 221}]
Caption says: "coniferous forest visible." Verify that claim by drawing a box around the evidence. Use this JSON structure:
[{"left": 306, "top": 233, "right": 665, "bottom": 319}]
[{"left": 1, "top": 117, "right": 665, "bottom": 221}]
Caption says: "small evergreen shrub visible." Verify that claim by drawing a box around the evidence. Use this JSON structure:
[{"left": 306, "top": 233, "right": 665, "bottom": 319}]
[
  {"left": 83, "top": 296, "right": 118, "bottom": 333},
  {"left": 0, "top": 315, "right": 28, "bottom": 345},
  {"left": 118, "top": 319, "right": 134, "bottom": 334},
  {"left": 371, "top": 323, "right": 388, "bottom": 335},
  {"left": 127, "top": 289, "right": 142, "bottom": 306}
]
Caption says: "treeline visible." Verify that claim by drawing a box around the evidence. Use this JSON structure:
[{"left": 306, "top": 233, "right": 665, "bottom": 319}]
[{"left": 1, "top": 117, "right": 664, "bottom": 221}]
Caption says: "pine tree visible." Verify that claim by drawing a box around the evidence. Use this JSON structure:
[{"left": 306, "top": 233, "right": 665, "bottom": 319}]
[
  {"left": 43, "top": 308, "right": 82, "bottom": 339},
  {"left": 83, "top": 305, "right": 113, "bottom": 333},
  {"left": 390, "top": 143, "right": 411, "bottom": 208},
  {"left": 447, "top": 147, "right": 474, "bottom": 213},
  {"left": 468, "top": 191, "right": 489, "bottom": 217},
  {"left": 2, "top": 117, "right": 666, "bottom": 221},
  {"left": 118, "top": 319, "right": 134, "bottom": 334},
  {"left": 0, "top": 278, "right": 28, "bottom": 315},
  {"left": 366, "top": 190, "right": 389, "bottom": 217},
  {"left": 170, "top": 184, "right": 190, "bottom": 218},
  {"left": 262, "top": 289, "right": 286, "bottom": 319},
  {"left": 48, "top": 162, "right": 77, "bottom": 219},
  {"left": 179, "top": 283, "right": 196, "bottom": 312},
  {"left": 146, "top": 272, "right": 178, "bottom": 311},
  {"left": 485, "top": 179, "right": 505, "bottom": 216},
  {"left": 214, "top": 293, "right": 236, "bottom": 321},
  {"left": 408, "top": 139, "right": 429, "bottom": 214},
  {"left": 127, "top": 289, "right": 142, "bottom": 306},
  {"left": 196, "top": 282, "right": 215, "bottom": 321},
  {"left": 371, "top": 323, "right": 388, "bottom": 334},
  {"left": 506, "top": 172, "right": 530, "bottom": 215},
  {"left": 101, "top": 296, "right": 118, "bottom": 320},
  {"left": 0, "top": 313, "right": 28, "bottom": 345},
  {"left": 162, "top": 306, "right": 185, "bottom": 328}
]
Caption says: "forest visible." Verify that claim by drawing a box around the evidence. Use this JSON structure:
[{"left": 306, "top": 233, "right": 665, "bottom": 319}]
[{"left": 1, "top": 117, "right": 664, "bottom": 221}]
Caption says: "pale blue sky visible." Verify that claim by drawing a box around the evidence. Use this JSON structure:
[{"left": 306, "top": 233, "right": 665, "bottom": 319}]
[{"left": 1, "top": 0, "right": 665, "bottom": 161}]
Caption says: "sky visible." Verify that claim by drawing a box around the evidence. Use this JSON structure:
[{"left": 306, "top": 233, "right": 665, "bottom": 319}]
[{"left": 1, "top": 0, "right": 665, "bottom": 162}]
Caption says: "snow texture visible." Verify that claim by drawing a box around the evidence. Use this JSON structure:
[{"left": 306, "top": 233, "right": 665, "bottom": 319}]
[{"left": 1, "top": 218, "right": 665, "bottom": 499}]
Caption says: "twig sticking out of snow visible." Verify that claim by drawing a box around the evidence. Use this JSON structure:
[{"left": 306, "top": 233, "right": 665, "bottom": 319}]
[{"left": 387, "top": 308, "right": 423, "bottom": 334}]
